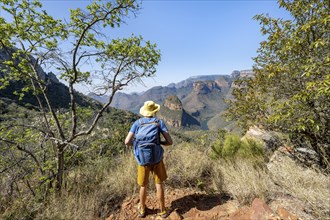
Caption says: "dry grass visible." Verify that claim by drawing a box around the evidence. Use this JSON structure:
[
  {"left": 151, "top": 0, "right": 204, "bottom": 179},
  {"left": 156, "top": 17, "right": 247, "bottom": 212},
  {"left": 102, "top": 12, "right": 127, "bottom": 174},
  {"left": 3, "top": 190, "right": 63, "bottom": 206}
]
[
  {"left": 268, "top": 156, "right": 330, "bottom": 219},
  {"left": 1, "top": 142, "right": 329, "bottom": 219},
  {"left": 212, "top": 160, "right": 272, "bottom": 205},
  {"left": 34, "top": 154, "right": 138, "bottom": 220},
  {"left": 165, "top": 143, "right": 213, "bottom": 189},
  {"left": 165, "top": 142, "right": 329, "bottom": 218}
]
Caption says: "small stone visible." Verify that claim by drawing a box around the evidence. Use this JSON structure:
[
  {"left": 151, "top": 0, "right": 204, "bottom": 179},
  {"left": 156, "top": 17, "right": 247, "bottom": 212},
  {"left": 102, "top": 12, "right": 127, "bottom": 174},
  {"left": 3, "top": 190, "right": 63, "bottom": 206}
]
[
  {"left": 251, "top": 198, "right": 275, "bottom": 220},
  {"left": 277, "top": 207, "right": 299, "bottom": 220},
  {"left": 228, "top": 206, "right": 253, "bottom": 220},
  {"left": 169, "top": 210, "right": 183, "bottom": 220}
]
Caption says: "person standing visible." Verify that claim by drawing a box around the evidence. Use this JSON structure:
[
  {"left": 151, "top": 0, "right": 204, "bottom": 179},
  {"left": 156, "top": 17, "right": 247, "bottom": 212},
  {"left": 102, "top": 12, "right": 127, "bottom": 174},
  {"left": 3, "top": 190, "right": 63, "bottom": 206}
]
[{"left": 125, "top": 100, "right": 173, "bottom": 218}]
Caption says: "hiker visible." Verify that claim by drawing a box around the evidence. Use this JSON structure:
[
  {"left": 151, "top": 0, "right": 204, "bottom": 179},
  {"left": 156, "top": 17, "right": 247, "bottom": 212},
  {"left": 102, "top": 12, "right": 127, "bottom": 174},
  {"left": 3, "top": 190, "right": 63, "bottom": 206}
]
[{"left": 124, "top": 100, "right": 173, "bottom": 218}]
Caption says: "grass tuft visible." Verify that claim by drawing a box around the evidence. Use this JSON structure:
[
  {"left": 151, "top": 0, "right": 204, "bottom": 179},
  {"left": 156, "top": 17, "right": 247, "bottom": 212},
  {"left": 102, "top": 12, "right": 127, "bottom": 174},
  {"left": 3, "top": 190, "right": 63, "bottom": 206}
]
[{"left": 213, "top": 160, "right": 272, "bottom": 205}]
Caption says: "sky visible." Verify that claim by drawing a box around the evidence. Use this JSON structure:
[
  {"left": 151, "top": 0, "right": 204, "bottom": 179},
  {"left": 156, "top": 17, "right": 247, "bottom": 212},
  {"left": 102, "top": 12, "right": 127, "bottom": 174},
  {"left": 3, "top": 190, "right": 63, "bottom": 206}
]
[{"left": 1, "top": 0, "right": 290, "bottom": 94}]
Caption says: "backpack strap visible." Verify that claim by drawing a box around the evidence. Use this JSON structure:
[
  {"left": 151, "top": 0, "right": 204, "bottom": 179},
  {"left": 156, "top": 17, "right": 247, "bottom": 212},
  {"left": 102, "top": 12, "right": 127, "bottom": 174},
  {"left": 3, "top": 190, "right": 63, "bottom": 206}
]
[{"left": 139, "top": 118, "right": 160, "bottom": 125}]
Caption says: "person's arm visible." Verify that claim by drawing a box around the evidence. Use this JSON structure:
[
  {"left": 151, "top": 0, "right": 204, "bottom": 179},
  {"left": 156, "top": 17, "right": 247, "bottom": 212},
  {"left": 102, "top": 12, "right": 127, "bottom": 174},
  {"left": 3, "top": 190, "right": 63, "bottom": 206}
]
[
  {"left": 125, "top": 132, "right": 134, "bottom": 147},
  {"left": 160, "top": 131, "right": 173, "bottom": 146}
]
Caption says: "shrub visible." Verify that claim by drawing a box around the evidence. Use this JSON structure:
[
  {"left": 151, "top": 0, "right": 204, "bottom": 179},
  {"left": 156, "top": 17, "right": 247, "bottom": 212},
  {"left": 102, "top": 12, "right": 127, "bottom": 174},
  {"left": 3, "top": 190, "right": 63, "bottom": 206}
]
[
  {"left": 33, "top": 154, "right": 138, "bottom": 220},
  {"left": 210, "top": 133, "right": 264, "bottom": 162}
]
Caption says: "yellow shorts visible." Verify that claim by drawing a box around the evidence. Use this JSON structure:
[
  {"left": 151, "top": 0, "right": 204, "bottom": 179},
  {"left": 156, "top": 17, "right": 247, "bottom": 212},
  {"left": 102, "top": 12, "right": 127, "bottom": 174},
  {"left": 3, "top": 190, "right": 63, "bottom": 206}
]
[{"left": 137, "top": 160, "right": 167, "bottom": 186}]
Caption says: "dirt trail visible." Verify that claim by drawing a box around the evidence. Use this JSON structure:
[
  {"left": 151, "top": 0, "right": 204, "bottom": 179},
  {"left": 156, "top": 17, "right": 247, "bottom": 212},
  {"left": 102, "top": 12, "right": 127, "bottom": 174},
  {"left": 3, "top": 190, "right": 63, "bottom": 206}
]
[
  {"left": 106, "top": 187, "right": 308, "bottom": 220},
  {"left": 107, "top": 187, "right": 240, "bottom": 220}
]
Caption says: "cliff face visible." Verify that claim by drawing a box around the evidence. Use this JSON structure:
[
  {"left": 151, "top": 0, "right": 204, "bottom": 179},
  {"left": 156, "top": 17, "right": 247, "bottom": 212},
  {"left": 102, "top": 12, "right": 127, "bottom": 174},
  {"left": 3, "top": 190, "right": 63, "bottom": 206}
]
[
  {"left": 164, "top": 95, "right": 183, "bottom": 111},
  {"left": 0, "top": 48, "right": 57, "bottom": 82},
  {"left": 158, "top": 95, "right": 200, "bottom": 128},
  {"left": 158, "top": 95, "right": 183, "bottom": 128},
  {"left": 192, "top": 81, "right": 221, "bottom": 94},
  {"left": 162, "top": 118, "right": 182, "bottom": 128},
  {"left": 0, "top": 48, "right": 97, "bottom": 109},
  {"left": 91, "top": 70, "right": 253, "bottom": 130}
]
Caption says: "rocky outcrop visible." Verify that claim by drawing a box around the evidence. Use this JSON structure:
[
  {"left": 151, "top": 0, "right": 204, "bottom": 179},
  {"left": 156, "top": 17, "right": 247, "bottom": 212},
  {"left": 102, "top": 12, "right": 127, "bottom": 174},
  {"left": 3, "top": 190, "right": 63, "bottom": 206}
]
[
  {"left": 228, "top": 198, "right": 299, "bottom": 220},
  {"left": 192, "top": 81, "right": 220, "bottom": 94},
  {"left": 158, "top": 95, "right": 184, "bottom": 128},
  {"left": 96, "top": 70, "right": 254, "bottom": 130},
  {"left": 0, "top": 48, "right": 95, "bottom": 109},
  {"left": 164, "top": 95, "right": 182, "bottom": 111},
  {"left": 0, "top": 48, "right": 46, "bottom": 81},
  {"left": 244, "top": 126, "right": 322, "bottom": 169},
  {"left": 163, "top": 118, "right": 182, "bottom": 128},
  {"left": 158, "top": 95, "right": 200, "bottom": 128},
  {"left": 231, "top": 70, "right": 241, "bottom": 79},
  {"left": 47, "top": 72, "right": 60, "bottom": 84},
  {"left": 242, "top": 126, "right": 281, "bottom": 152},
  {"left": 239, "top": 69, "right": 254, "bottom": 77},
  {"left": 215, "top": 77, "right": 231, "bottom": 89}
]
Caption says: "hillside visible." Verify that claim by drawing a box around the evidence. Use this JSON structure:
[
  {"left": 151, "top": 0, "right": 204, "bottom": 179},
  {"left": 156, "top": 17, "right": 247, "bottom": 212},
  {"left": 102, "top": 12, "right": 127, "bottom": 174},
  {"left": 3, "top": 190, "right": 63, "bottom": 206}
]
[
  {"left": 157, "top": 95, "right": 200, "bottom": 129},
  {"left": 0, "top": 48, "right": 99, "bottom": 109},
  {"left": 1, "top": 62, "right": 328, "bottom": 220},
  {"left": 2, "top": 0, "right": 329, "bottom": 219},
  {"left": 106, "top": 128, "right": 329, "bottom": 220},
  {"left": 89, "top": 70, "right": 253, "bottom": 130}
]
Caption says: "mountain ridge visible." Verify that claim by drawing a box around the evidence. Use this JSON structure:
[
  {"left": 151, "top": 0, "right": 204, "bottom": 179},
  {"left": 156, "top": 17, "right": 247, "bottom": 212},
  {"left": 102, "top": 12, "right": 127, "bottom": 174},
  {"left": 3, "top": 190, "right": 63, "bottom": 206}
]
[{"left": 88, "top": 70, "right": 253, "bottom": 130}]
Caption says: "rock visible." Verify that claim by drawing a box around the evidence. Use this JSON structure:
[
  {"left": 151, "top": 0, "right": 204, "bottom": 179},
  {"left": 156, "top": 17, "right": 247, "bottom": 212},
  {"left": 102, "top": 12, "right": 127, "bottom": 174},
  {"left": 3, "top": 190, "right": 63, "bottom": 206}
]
[
  {"left": 270, "top": 195, "right": 312, "bottom": 220},
  {"left": 47, "top": 72, "right": 60, "bottom": 84},
  {"left": 192, "top": 81, "right": 220, "bottom": 94},
  {"left": 168, "top": 210, "right": 183, "bottom": 220},
  {"left": 251, "top": 198, "right": 277, "bottom": 220},
  {"left": 228, "top": 205, "right": 253, "bottom": 220},
  {"left": 0, "top": 48, "right": 46, "bottom": 80},
  {"left": 293, "top": 147, "right": 320, "bottom": 169},
  {"left": 164, "top": 95, "right": 183, "bottom": 111},
  {"left": 158, "top": 95, "right": 183, "bottom": 128},
  {"left": 243, "top": 126, "right": 280, "bottom": 152},
  {"left": 277, "top": 207, "right": 299, "bottom": 220},
  {"left": 228, "top": 199, "right": 280, "bottom": 220},
  {"left": 239, "top": 69, "right": 254, "bottom": 77},
  {"left": 231, "top": 70, "right": 241, "bottom": 79}
]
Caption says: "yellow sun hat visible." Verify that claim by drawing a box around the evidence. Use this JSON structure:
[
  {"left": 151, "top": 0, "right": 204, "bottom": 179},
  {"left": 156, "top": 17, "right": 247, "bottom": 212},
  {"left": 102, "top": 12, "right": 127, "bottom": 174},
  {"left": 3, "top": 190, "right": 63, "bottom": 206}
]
[{"left": 139, "top": 100, "right": 160, "bottom": 117}]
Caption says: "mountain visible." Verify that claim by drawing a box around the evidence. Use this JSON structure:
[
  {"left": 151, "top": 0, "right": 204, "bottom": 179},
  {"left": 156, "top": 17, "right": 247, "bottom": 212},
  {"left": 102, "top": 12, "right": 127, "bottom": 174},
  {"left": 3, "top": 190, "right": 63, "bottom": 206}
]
[
  {"left": 157, "top": 95, "right": 200, "bottom": 129},
  {"left": 89, "top": 70, "right": 254, "bottom": 130},
  {"left": 0, "top": 48, "right": 99, "bottom": 109}
]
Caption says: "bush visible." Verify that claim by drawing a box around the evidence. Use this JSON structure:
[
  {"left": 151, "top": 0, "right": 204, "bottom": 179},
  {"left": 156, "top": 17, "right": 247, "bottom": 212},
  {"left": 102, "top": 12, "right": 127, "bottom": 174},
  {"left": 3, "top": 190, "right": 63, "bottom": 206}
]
[{"left": 210, "top": 133, "right": 264, "bottom": 162}]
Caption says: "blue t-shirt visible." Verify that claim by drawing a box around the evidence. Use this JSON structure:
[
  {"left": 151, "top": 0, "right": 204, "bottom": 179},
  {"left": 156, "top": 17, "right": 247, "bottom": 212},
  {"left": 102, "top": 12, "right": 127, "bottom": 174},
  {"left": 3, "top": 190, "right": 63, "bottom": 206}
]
[{"left": 130, "top": 117, "right": 168, "bottom": 134}]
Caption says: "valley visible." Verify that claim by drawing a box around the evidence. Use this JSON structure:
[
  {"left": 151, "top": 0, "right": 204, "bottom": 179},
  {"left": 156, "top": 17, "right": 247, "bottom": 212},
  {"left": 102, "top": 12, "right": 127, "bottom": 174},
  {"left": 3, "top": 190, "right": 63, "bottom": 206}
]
[{"left": 89, "top": 70, "right": 253, "bottom": 130}]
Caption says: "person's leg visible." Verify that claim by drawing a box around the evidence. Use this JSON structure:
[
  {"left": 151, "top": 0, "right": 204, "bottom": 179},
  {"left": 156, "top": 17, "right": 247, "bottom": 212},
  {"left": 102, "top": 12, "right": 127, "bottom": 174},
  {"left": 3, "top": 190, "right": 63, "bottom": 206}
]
[
  {"left": 156, "top": 183, "right": 165, "bottom": 212},
  {"left": 139, "top": 185, "right": 147, "bottom": 211},
  {"left": 152, "top": 160, "right": 168, "bottom": 214},
  {"left": 137, "top": 165, "right": 150, "bottom": 216}
]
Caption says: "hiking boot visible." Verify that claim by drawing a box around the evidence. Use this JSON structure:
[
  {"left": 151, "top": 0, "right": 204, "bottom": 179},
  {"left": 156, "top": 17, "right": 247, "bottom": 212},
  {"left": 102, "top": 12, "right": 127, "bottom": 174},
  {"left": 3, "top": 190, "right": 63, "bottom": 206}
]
[
  {"left": 157, "top": 208, "right": 170, "bottom": 218},
  {"left": 137, "top": 203, "right": 146, "bottom": 218}
]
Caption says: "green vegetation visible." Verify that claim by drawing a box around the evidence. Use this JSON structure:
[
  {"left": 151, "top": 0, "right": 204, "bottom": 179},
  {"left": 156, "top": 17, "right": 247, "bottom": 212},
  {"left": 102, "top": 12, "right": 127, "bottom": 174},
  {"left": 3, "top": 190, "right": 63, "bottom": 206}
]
[
  {"left": 1, "top": 0, "right": 329, "bottom": 219},
  {"left": 226, "top": 0, "right": 330, "bottom": 171},
  {"left": 0, "top": 99, "right": 138, "bottom": 218},
  {"left": 0, "top": 0, "right": 160, "bottom": 193},
  {"left": 2, "top": 126, "right": 328, "bottom": 219},
  {"left": 166, "top": 95, "right": 182, "bottom": 105},
  {"left": 209, "top": 132, "right": 264, "bottom": 163}
]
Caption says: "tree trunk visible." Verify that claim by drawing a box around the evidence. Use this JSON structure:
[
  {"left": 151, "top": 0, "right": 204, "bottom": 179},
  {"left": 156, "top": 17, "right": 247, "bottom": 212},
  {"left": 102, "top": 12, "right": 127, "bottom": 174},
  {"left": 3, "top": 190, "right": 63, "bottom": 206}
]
[{"left": 55, "top": 146, "right": 65, "bottom": 192}]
